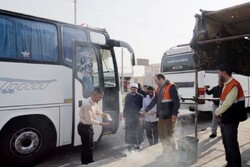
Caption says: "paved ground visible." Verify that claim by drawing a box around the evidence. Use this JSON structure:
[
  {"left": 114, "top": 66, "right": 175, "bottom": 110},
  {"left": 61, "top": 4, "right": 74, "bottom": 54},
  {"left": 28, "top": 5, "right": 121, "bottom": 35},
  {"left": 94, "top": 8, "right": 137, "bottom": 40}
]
[{"left": 81, "top": 112, "right": 250, "bottom": 167}]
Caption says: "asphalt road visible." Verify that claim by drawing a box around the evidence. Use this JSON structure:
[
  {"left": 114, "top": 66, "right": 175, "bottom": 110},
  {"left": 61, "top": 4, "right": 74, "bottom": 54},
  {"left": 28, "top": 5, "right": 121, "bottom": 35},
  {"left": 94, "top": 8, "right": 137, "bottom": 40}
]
[{"left": 34, "top": 110, "right": 212, "bottom": 167}]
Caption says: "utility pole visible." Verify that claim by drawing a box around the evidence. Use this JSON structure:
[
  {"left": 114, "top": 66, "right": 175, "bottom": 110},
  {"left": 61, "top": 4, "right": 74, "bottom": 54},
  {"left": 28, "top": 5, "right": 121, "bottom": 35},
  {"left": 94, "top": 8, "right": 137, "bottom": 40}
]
[
  {"left": 74, "top": 0, "right": 77, "bottom": 24},
  {"left": 194, "top": 65, "right": 199, "bottom": 138},
  {"left": 121, "top": 48, "right": 124, "bottom": 94}
]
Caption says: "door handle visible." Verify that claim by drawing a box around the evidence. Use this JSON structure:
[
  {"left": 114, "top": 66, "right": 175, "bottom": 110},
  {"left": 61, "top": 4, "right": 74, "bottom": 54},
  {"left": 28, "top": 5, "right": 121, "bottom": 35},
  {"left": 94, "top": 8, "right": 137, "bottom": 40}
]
[{"left": 78, "top": 100, "right": 82, "bottom": 107}]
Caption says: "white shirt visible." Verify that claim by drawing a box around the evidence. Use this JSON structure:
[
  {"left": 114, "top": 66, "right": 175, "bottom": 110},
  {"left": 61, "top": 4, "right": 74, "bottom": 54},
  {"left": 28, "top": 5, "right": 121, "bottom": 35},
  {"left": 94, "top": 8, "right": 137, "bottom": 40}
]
[
  {"left": 141, "top": 95, "right": 158, "bottom": 122},
  {"left": 79, "top": 97, "right": 102, "bottom": 125}
]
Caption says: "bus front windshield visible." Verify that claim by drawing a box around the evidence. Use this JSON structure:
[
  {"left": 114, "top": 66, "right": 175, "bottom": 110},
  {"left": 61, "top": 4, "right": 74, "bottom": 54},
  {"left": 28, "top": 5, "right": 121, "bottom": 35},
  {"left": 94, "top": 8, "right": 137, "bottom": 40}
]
[{"left": 162, "top": 52, "right": 195, "bottom": 72}]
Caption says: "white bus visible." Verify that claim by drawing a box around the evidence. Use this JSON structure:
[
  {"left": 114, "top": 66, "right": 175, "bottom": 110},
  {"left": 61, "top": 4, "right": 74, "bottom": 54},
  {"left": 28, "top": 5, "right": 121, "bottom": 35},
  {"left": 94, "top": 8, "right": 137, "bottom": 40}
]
[
  {"left": 161, "top": 45, "right": 250, "bottom": 112},
  {"left": 0, "top": 9, "right": 135, "bottom": 166}
]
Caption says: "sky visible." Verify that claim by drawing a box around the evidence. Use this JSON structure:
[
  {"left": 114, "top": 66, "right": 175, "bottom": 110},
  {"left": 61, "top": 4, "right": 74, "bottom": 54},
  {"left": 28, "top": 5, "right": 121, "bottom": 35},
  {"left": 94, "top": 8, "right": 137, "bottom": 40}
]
[{"left": 1, "top": 0, "right": 250, "bottom": 65}]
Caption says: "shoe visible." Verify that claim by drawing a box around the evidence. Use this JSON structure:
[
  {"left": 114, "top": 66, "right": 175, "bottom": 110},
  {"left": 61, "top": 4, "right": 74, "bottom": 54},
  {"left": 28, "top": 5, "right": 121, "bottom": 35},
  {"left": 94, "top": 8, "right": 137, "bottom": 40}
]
[
  {"left": 134, "top": 144, "right": 142, "bottom": 150},
  {"left": 224, "top": 163, "right": 232, "bottom": 167},
  {"left": 126, "top": 144, "right": 135, "bottom": 151},
  {"left": 209, "top": 134, "right": 217, "bottom": 138}
]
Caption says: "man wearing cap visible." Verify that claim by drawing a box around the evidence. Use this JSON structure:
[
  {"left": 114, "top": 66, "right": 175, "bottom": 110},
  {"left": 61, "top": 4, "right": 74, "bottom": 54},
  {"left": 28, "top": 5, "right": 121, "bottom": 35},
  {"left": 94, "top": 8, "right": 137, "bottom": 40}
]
[{"left": 123, "top": 83, "right": 144, "bottom": 150}]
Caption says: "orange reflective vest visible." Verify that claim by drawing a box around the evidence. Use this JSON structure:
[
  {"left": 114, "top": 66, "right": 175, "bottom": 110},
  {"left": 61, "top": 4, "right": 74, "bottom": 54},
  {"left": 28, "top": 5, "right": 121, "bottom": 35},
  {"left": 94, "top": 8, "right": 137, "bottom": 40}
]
[
  {"left": 220, "top": 78, "right": 246, "bottom": 123},
  {"left": 220, "top": 79, "right": 244, "bottom": 103},
  {"left": 156, "top": 82, "right": 179, "bottom": 119},
  {"left": 156, "top": 82, "right": 174, "bottom": 102}
]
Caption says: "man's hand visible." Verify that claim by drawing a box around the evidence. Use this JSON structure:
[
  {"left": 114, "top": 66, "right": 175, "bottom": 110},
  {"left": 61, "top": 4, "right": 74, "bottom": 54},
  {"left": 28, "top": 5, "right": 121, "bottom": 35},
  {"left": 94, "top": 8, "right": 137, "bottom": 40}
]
[
  {"left": 172, "top": 115, "right": 178, "bottom": 123},
  {"left": 119, "top": 113, "right": 123, "bottom": 121},
  {"left": 140, "top": 111, "right": 147, "bottom": 117},
  {"left": 215, "top": 108, "right": 219, "bottom": 117},
  {"left": 101, "top": 113, "right": 108, "bottom": 118},
  {"left": 100, "top": 122, "right": 109, "bottom": 126},
  {"left": 102, "top": 113, "right": 112, "bottom": 121}
]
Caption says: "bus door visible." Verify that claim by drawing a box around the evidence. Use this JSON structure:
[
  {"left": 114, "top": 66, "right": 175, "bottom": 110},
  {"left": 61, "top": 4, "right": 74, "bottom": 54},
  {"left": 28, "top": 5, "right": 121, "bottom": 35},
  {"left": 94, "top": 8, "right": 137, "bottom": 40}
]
[
  {"left": 99, "top": 47, "right": 120, "bottom": 135},
  {"left": 72, "top": 41, "right": 120, "bottom": 144},
  {"left": 72, "top": 41, "right": 103, "bottom": 144}
]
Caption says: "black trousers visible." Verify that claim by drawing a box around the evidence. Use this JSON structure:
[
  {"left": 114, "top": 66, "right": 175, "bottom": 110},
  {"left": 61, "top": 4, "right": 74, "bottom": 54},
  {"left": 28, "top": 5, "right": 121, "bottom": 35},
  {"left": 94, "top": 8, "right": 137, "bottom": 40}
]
[
  {"left": 220, "top": 121, "right": 242, "bottom": 167},
  {"left": 77, "top": 123, "right": 94, "bottom": 164}
]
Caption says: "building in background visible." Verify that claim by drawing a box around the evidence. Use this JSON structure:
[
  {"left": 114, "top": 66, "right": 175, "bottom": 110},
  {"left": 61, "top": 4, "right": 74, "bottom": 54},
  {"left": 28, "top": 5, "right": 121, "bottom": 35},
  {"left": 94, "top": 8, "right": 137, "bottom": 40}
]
[
  {"left": 117, "top": 56, "right": 161, "bottom": 92},
  {"left": 133, "top": 63, "right": 160, "bottom": 88}
]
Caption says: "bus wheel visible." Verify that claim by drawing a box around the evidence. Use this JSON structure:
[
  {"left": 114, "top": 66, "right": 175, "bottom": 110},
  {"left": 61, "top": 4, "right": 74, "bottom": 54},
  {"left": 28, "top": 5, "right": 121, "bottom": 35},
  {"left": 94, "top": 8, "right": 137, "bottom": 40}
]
[{"left": 0, "top": 117, "right": 55, "bottom": 166}]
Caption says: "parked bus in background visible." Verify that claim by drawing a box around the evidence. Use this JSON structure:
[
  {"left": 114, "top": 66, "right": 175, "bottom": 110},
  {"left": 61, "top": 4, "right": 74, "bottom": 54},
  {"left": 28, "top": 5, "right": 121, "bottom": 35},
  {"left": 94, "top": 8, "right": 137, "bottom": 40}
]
[
  {"left": 0, "top": 9, "right": 135, "bottom": 166},
  {"left": 160, "top": 45, "right": 250, "bottom": 112}
]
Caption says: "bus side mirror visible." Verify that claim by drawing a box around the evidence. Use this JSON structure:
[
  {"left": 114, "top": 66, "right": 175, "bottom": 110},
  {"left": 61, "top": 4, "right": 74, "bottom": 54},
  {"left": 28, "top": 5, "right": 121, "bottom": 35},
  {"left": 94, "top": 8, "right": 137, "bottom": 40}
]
[
  {"left": 131, "top": 53, "right": 135, "bottom": 66},
  {"left": 107, "top": 39, "right": 135, "bottom": 66}
]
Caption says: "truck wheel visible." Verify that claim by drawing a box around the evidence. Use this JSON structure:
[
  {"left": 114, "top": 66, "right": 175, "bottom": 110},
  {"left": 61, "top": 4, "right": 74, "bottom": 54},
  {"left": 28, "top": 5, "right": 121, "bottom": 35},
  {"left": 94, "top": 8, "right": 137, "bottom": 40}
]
[{"left": 0, "top": 117, "right": 55, "bottom": 166}]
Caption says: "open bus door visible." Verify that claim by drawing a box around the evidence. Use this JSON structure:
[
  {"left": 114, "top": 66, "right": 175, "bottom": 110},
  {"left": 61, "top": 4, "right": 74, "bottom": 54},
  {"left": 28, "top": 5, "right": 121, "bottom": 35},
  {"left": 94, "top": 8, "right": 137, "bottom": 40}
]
[
  {"left": 72, "top": 40, "right": 123, "bottom": 144},
  {"left": 72, "top": 41, "right": 103, "bottom": 144}
]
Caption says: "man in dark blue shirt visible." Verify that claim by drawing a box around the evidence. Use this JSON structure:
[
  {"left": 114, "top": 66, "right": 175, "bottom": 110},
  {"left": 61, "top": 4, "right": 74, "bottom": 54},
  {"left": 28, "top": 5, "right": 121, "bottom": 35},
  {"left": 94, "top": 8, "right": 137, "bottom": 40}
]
[{"left": 205, "top": 78, "right": 223, "bottom": 138}]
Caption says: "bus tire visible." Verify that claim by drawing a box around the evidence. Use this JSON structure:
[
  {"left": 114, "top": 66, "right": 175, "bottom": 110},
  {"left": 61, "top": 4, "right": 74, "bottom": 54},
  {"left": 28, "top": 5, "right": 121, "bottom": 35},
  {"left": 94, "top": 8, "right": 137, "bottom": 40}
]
[{"left": 0, "top": 116, "right": 56, "bottom": 166}]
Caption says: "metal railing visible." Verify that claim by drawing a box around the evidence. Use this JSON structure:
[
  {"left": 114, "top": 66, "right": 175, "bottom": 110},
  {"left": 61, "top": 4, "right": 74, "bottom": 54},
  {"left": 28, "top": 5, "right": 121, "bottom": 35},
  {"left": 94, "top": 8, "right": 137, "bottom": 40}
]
[
  {"left": 181, "top": 96, "right": 250, "bottom": 102},
  {"left": 180, "top": 95, "right": 250, "bottom": 138}
]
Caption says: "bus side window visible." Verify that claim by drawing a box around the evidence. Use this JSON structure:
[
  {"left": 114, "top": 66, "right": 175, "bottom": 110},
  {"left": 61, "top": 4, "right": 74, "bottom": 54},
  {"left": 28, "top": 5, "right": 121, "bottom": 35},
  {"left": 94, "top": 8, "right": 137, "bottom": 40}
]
[
  {"left": 0, "top": 15, "right": 58, "bottom": 62},
  {"left": 62, "top": 26, "right": 88, "bottom": 65},
  {"left": 78, "top": 51, "right": 94, "bottom": 90}
]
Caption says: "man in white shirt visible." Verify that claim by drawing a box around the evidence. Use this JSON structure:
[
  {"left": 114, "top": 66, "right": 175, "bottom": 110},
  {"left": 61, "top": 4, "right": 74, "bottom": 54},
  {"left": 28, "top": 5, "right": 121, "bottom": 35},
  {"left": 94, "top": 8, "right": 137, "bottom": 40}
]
[
  {"left": 141, "top": 86, "right": 158, "bottom": 146},
  {"left": 78, "top": 87, "right": 109, "bottom": 165}
]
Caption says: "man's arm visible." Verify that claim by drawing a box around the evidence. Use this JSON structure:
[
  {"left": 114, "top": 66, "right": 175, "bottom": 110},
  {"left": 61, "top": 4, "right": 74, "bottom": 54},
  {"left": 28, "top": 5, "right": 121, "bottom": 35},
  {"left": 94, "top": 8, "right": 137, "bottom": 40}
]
[
  {"left": 205, "top": 87, "right": 214, "bottom": 95},
  {"left": 96, "top": 109, "right": 112, "bottom": 121},
  {"left": 141, "top": 98, "right": 147, "bottom": 111},
  {"left": 123, "top": 94, "right": 129, "bottom": 118},
  {"left": 145, "top": 94, "right": 157, "bottom": 112},
  {"left": 170, "top": 85, "right": 180, "bottom": 116},
  {"left": 147, "top": 108, "right": 157, "bottom": 115},
  {"left": 138, "top": 94, "right": 144, "bottom": 109},
  {"left": 95, "top": 108, "right": 103, "bottom": 115}
]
